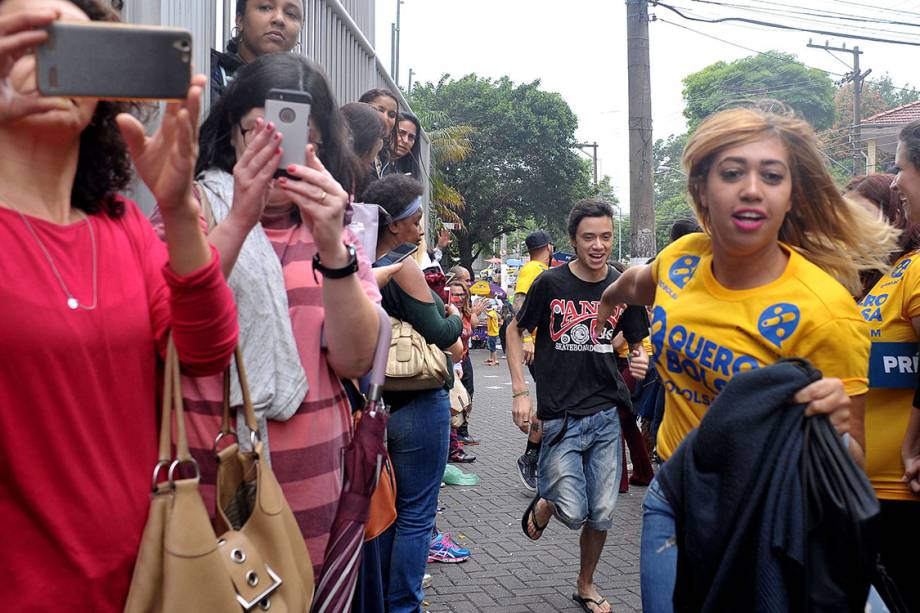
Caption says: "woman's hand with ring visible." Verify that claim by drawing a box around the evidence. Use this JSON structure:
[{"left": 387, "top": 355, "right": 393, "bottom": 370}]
[{"left": 278, "top": 144, "right": 349, "bottom": 266}]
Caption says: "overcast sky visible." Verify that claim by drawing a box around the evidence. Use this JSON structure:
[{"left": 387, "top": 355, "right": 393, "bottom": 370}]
[{"left": 374, "top": 0, "right": 920, "bottom": 213}]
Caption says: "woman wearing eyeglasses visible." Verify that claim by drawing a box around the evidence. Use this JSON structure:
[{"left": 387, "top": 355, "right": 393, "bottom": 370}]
[{"left": 153, "top": 53, "right": 381, "bottom": 580}]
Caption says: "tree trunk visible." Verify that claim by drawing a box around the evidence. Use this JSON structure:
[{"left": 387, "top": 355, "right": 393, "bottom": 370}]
[{"left": 459, "top": 232, "right": 474, "bottom": 272}]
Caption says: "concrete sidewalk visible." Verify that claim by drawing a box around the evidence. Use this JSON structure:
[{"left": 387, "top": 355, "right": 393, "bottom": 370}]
[{"left": 425, "top": 349, "right": 646, "bottom": 612}]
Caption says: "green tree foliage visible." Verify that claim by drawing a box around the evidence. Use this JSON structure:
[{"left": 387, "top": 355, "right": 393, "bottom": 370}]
[
  {"left": 682, "top": 52, "right": 836, "bottom": 131},
  {"left": 820, "top": 76, "right": 920, "bottom": 179},
  {"left": 873, "top": 74, "right": 920, "bottom": 109},
  {"left": 411, "top": 107, "right": 474, "bottom": 228},
  {"left": 409, "top": 74, "right": 593, "bottom": 270}
]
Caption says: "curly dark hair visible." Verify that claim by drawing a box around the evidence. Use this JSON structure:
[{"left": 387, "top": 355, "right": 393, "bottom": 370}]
[
  {"left": 56, "top": 0, "right": 141, "bottom": 218},
  {"left": 361, "top": 173, "right": 424, "bottom": 224}
]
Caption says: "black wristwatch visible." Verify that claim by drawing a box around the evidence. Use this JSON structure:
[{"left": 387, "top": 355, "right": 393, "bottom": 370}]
[{"left": 312, "top": 244, "right": 358, "bottom": 282}]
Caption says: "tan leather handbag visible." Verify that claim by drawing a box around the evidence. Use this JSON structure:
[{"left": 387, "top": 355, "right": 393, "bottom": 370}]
[
  {"left": 383, "top": 317, "right": 451, "bottom": 391},
  {"left": 124, "top": 340, "right": 313, "bottom": 613}
]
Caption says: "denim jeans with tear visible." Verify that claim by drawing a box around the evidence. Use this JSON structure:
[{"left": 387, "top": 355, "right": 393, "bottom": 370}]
[{"left": 640, "top": 476, "right": 678, "bottom": 612}]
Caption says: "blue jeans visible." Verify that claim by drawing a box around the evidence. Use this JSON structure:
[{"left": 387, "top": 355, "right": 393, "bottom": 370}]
[
  {"left": 538, "top": 408, "right": 621, "bottom": 531},
  {"left": 640, "top": 476, "right": 678, "bottom": 612},
  {"left": 639, "top": 476, "right": 891, "bottom": 613},
  {"left": 378, "top": 388, "right": 450, "bottom": 613}
]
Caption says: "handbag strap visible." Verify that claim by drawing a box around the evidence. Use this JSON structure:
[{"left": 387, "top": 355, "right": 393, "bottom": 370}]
[
  {"left": 152, "top": 336, "right": 199, "bottom": 490},
  {"left": 218, "top": 345, "right": 260, "bottom": 444}
]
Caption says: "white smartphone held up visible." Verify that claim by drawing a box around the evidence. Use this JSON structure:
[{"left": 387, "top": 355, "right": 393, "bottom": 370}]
[
  {"left": 442, "top": 223, "right": 457, "bottom": 230},
  {"left": 264, "top": 88, "right": 313, "bottom": 179}
]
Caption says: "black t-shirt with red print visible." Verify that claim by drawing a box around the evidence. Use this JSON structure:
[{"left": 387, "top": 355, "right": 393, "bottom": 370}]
[{"left": 516, "top": 263, "right": 649, "bottom": 421}]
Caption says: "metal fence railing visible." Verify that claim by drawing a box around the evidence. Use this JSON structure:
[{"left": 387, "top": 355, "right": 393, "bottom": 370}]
[{"left": 117, "top": 0, "right": 430, "bottom": 216}]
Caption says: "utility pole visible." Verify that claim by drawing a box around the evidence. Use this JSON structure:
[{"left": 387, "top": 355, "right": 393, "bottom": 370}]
[
  {"left": 390, "top": 23, "right": 396, "bottom": 79},
  {"left": 626, "top": 0, "right": 656, "bottom": 263},
  {"left": 575, "top": 142, "right": 599, "bottom": 187},
  {"left": 394, "top": 0, "right": 404, "bottom": 87},
  {"left": 807, "top": 40, "right": 871, "bottom": 176},
  {"left": 407, "top": 68, "right": 415, "bottom": 94}
]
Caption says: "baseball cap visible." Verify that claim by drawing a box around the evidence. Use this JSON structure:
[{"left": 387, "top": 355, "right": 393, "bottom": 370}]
[{"left": 525, "top": 230, "right": 552, "bottom": 251}]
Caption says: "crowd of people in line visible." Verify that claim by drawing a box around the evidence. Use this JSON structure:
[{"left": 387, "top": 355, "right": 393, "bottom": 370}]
[{"left": 3, "top": 1, "right": 920, "bottom": 612}]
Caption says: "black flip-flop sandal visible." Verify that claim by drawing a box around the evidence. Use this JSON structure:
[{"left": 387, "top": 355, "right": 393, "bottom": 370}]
[
  {"left": 572, "top": 593, "right": 610, "bottom": 613},
  {"left": 521, "top": 494, "right": 548, "bottom": 541}
]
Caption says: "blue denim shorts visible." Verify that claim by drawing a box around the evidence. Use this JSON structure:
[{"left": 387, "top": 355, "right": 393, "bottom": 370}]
[
  {"left": 487, "top": 336, "right": 497, "bottom": 352},
  {"left": 538, "top": 408, "right": 622, "bottom": 531}
]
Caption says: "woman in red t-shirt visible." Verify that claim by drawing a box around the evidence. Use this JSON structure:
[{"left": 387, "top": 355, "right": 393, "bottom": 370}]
[{"left": 0, "top": 2, "right": 238, "bottom": 610}]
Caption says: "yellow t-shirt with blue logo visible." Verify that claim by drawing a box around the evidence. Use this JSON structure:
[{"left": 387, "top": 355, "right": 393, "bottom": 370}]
[
  {"left": 651, "top": 233, "right": 870, "bottom": 461},
  {"left": 859, "top": 251, "right": 920, "bottom": 501}
]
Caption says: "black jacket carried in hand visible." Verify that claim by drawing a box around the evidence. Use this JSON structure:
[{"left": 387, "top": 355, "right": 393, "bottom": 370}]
[{"left": 657, "top": 358, "right": 880, "bottom": 613}]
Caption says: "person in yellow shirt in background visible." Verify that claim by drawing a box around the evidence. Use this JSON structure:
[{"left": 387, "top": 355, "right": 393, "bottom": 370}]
[
  {"left": 513, "top": 230, "right": 554, "bottom": 491},
  {"left": 484, "top": 301, "right": 501, "bottom": 366},
  {"left": 596, "top": 105, "right": 897, "bottom": 612},
  {"left": 856, "top": 121, "right": 920, "bottom": 611}
]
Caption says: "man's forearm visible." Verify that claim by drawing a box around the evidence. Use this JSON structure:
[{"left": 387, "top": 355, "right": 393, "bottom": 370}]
[{"left": 505, "top": 319, "right": 528, "bottom": 390}]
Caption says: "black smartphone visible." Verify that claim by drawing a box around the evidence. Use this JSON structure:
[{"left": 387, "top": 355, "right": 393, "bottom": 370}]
[
  {"left": 36, "top": 21, "right": 191, "bottom": 101},
  {"left": 265, "top": 89, "right": 312, "bottom": 179},
  {"left": 373, "top": 242, "right": 418, "bottom": 267}
]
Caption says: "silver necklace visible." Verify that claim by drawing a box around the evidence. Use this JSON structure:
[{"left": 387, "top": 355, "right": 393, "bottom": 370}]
[{"left": 18, "top": 208, "right": 98, "bottom": 311}]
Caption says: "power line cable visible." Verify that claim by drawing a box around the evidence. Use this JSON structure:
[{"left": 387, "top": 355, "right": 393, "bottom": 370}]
[
  {"left": 690, "top": 0, "right": 920, "bottom": 29},
  {"left": 652, "top": 1, "right": 920, "bottom": 46},
  {"left": 829, "top": 0, "right": 920, "bottom": 18}
]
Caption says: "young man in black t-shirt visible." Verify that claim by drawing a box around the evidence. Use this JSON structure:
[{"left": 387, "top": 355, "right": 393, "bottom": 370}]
[{"left": 506, "top": 199, "right": 649, "bottom": 613}]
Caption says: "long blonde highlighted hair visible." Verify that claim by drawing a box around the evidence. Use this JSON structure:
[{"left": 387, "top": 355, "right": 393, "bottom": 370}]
[{"left": 682, "top": 105, "right": 899, "bottom": 295}]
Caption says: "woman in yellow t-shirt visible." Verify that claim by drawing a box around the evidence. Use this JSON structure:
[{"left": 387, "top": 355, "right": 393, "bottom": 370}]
[
  {"left": 856, "top": 123, "right": 920, "bottom": 611},
  {"left": 596, "top": 106, "right": 897, "bottom": 612}
]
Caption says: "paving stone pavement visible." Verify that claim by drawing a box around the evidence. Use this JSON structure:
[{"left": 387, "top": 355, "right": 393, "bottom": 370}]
[{"left": 424, "top": 349, "right": 647, "bottom": 613}]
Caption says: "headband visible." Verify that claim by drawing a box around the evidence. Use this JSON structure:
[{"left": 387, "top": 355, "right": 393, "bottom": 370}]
[{"left": 391, "top": 196, "right": 422, "bottom": 222}]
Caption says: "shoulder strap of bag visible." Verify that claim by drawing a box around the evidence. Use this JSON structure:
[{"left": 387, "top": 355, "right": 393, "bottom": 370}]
[
  {"left": 154, "top": 336, "right": 198, "bottom": 487},
  {"left": 219, "top": 346, "right": 261, "bottom": 444}
]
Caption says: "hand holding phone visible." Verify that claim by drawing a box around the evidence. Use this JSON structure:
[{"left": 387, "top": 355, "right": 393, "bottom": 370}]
[
  {"left": 278, "top": 144, "right": 350, "bottom": 264},
  {"left": 116, "top": 73, "right": 208, "bottom": 214},
  {"left": 229, "top": 118, "right": 282, "bottom": 231},
  {"left": 0, "top": 9, "right": 73, "bottom": 125}
]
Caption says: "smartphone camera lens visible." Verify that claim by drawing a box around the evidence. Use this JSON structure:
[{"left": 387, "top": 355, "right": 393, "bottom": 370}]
[{"left": 279, "top": 107, "right": 297, "bottom": 123}]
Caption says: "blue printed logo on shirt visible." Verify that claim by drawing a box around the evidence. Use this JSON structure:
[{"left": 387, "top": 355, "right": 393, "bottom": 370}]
[
  {"left": 668, "top": 256, "right": 700, "bottom": 290},
  {"left": 757, "top": 303, "right": 800, "bottom": 349},
  {"left": 891, "top": 258, "right": 912, "bottom": 279}
]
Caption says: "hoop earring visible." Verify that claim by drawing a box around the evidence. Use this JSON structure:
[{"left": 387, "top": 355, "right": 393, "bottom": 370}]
[
  {"left": 294, "top": 41, "right": 303, "bottom": 53},
  {"left": 231, "top": 26, "right": 241, "bottom": 38}
]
